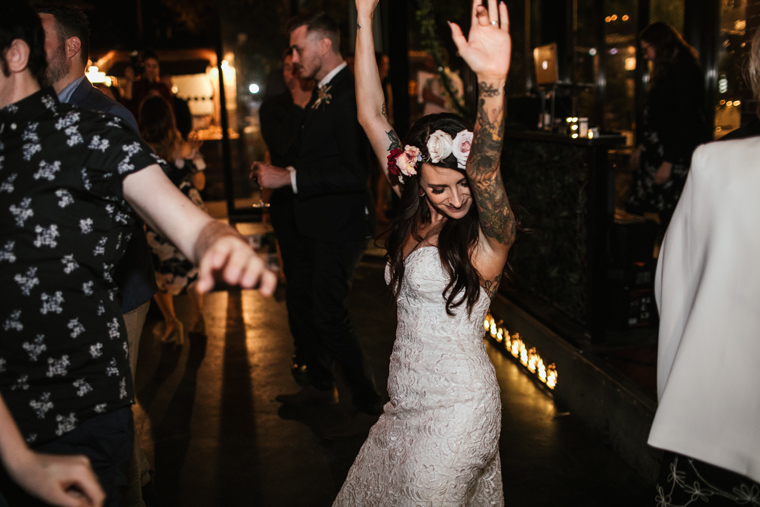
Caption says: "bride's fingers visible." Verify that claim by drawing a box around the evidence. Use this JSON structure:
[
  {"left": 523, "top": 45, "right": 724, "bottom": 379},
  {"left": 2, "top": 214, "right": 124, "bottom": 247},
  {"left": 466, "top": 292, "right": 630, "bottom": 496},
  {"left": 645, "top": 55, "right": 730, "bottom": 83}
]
[
  {"left": 499, "top": 1, "right": 509, "bottom": 32},
  {"left": 488, "top": 0, "right": 499, "bottom": 25},
  {"left": 449, "top": 21, "right": 467, "bottom": 50},
  {"left": 475, "top": 3, "right": 490, "bottom": 26},
  {"left": 470, "top": 0, "right": 481, "bottom": 26}
]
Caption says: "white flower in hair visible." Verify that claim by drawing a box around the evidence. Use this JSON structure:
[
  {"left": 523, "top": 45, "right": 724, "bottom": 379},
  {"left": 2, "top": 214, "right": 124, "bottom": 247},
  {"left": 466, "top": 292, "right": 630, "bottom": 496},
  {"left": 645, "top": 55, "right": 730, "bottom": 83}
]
[
  {"left": 426, "top": 130, "right": 453, "bottom": 163},
  {"left": 452, "top": 130, "right": 474, "bottom": 169}
]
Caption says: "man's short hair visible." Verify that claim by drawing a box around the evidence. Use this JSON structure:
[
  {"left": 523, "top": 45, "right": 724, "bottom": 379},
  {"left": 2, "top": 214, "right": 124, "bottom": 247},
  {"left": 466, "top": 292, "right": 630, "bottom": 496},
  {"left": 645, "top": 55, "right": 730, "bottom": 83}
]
[
  {"left": 36, "top": 4, "right": 90, "bottom": 67},
  {"left": 0, "top": 0, "right": 48, "bottom": 86},
  {"left": 287, "top": 11, "right": 340, "bottom": 54}
]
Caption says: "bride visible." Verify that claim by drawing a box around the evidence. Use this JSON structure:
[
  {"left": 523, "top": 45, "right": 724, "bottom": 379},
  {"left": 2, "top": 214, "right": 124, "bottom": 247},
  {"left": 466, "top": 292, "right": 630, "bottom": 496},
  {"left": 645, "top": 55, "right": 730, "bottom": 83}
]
[{"left": 334, "top": 0, "right": 515, "bottom": 504}]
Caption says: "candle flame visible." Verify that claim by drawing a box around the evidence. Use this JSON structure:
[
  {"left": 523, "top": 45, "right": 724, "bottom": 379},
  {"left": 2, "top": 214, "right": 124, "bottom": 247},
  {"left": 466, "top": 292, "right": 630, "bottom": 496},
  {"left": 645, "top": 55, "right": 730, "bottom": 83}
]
[{"left": 483, "top": 312, "right": 558, "bottom": 390}]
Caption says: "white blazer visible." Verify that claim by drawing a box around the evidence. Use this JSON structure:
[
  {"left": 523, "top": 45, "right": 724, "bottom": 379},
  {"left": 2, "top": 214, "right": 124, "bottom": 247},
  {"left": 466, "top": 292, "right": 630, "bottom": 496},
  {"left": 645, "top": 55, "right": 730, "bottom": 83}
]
[{"left": 649, "top": 137, "right": 760, "bottom": 483}]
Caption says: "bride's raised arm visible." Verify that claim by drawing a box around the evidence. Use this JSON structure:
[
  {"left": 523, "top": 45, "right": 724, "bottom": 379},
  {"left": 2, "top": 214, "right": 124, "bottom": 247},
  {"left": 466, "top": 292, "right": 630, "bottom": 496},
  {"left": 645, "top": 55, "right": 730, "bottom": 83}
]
[
  {"left": 451, "top": 0, "right": 516, "bottom": 259},
  {"left": 355, "top": 0, "right": 402, "bottom": 197}
]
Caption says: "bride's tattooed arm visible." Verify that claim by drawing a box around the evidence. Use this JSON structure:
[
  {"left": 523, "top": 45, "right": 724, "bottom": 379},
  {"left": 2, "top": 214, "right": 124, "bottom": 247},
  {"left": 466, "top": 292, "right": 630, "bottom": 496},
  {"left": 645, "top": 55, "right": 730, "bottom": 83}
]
[
  {"left": 483, "top": 273, "right": 502, "bottom": 298},
  {"left": 467, "top": 82, "right": 516, "bottom": 248},
  {"left": 386, "top": 129, "right": 401, "bottom": 151}
]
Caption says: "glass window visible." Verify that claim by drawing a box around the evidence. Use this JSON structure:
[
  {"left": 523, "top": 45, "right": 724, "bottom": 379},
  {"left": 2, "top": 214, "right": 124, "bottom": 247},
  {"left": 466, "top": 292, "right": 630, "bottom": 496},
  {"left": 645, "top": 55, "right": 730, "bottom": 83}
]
[
  {"left": 602, "top": 1, "right": 638, "bottom": 145},
  {"left": 216, "top": 2, "right": 292, "bottom": 215},
  {"left": 650, "top": 1, "right": 684, "bottom": 33},
  {"left": 714, "top": 0, "right": 748, "bottom": 139}
]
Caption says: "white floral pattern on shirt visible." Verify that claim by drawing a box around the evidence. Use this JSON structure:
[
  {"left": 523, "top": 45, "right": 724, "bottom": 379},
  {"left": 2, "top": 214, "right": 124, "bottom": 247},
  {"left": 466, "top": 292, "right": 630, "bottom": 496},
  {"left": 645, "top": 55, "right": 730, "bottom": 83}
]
[{"left": 0, "top": 89, "right": 158, "bottom": 445}]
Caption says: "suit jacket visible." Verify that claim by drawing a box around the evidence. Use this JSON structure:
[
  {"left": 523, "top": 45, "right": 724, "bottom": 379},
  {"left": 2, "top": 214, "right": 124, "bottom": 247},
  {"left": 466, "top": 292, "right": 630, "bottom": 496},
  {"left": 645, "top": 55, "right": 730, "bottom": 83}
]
[
  {"left": 649, "top": 137, "right": 760, "bottom": 483},
  {"left": 70, "top": 78, "right": 139, "bottom": 133},
  {"left": 67, "top": 77, "right": 157, "bottom": 312},
  {"left": 294, "top": 66, "right": 375, "bottom": 242}
]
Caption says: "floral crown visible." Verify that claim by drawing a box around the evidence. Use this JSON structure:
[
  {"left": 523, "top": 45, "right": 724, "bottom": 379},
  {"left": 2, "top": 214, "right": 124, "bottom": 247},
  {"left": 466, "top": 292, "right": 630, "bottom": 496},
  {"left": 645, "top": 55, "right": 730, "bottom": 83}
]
[{"left": 387, "top": 129, "right": 473, "bottom": 184}]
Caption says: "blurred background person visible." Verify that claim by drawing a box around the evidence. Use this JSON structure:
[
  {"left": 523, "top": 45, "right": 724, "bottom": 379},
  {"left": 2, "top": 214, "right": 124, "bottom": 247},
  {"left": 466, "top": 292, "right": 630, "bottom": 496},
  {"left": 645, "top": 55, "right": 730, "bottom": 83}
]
[
  {"left": 139, "top": 96, "right": 208, "bottom": 347},
  {"left": 417, "top": 49, "right": 464, "bottom": 116},
  {"left": 123, "top": 50, "right": 173, "bottom": 119},
  {"left": 160, "top": 72, "right": 193, "bottom": 141},
  {"left": 627, "top": 21, "right": 711, "bottom": 238},
  {"left": 257, "top": 48, "right": 314, "bottom": 383}
]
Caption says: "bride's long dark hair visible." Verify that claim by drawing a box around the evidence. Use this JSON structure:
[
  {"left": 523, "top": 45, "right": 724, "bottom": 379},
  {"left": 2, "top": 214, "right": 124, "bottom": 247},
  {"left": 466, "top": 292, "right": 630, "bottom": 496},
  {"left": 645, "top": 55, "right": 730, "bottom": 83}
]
[{"left": 385, "top": 113, "right": 482, "bottom": 316}]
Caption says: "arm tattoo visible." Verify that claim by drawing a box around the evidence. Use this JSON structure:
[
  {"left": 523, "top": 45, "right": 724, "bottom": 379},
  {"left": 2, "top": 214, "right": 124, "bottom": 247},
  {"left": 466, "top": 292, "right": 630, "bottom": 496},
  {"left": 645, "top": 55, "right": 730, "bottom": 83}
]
[
  {"left": 483, "top": 273, "right": 502, "bottom": 298},
  {"left": 386, "top": 129, "right": 401, "bottom": 151},
  {"left": 468, "top": 89, "right": 516, "bottom": 247},
  {"left": 479, "top": 82, "right": 502, "bottom": 98},
  {"left": 357, "top": 22, "right": 362, "bottom": 29}
]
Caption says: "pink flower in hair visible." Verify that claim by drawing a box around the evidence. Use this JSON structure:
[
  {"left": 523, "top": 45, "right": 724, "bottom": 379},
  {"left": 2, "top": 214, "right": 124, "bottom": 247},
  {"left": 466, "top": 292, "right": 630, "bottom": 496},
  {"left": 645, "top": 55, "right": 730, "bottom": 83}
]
[{"left": 452, "top": 130, "right": 473, "bottom": 169}]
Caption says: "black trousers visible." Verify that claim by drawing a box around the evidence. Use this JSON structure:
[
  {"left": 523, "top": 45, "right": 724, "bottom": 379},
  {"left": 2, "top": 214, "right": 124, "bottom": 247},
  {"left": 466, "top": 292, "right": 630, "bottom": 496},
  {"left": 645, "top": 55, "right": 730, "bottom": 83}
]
[
  {"left": 0, "top": 407, "right": 133, "bottom": 507},
  {"left": 286, "top": 233, "right": 380, "bottom": 414},
  {"left": 270, "top": 197, "right": 310, "bottom": 365}
]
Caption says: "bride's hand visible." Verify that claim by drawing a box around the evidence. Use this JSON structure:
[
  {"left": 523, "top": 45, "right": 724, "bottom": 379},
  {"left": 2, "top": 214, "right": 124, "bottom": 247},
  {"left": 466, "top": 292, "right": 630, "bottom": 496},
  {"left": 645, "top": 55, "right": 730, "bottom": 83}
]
[
  {"left": 355, "top": 0, "right": 380, "bottom": 18},
  {"left": 449, "top": 0, "right": 511, "bottom": 80}
]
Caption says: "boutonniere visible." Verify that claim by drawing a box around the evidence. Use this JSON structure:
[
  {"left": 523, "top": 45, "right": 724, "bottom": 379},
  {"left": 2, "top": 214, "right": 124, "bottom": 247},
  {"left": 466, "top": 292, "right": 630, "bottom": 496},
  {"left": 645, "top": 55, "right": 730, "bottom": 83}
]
[{"left": 312, "top": 85, "right": 332, "bottom": 110}]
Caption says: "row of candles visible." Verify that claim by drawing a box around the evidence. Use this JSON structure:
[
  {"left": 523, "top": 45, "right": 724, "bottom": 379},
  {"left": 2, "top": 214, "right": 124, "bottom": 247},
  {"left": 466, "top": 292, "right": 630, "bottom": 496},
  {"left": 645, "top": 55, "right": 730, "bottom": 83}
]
[{"left": 484, "top": 311, "right": 558, "bottom": 390}]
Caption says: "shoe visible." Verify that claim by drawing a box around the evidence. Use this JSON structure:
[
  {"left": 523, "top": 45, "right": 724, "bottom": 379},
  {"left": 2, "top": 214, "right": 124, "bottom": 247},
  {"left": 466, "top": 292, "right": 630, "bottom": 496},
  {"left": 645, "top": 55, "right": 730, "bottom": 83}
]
[
  {"left": 189, "top": 314, "right": 206, "bottom": 335},
  {"left": 290, "top": 362, "right": 309, "bottom": 386},
  {"left": 276, "top": 385, "right": 338, "bottom": 405},
  {"left": 290, "top": 352, "right": 309, "bottom": 385},
  {"left": 141, "top": 479, "right": 161, "bottom": 507},
  {"left": 323, "top": 412, "right": 380, "bottom": 440},
  {"left": 161, "top": 318, "right": 184, "bottom": 347}
]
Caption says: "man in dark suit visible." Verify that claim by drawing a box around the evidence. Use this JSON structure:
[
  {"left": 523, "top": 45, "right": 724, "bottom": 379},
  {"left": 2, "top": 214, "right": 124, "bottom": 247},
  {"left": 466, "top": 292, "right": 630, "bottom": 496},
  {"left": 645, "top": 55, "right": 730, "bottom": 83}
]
[
  {"left": 256, "top": 11, "right": 381, "bottom": 436},
  {"left": 37, "top": 5, "right": 156, "bottom": 505}
]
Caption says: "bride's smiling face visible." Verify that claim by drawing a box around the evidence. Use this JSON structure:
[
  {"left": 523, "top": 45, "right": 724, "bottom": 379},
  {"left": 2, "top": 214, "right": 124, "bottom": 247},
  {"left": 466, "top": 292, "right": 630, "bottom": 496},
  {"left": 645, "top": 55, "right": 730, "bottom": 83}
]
[{"left": 419, "top": 163, "right": 473, "bottom": 220}]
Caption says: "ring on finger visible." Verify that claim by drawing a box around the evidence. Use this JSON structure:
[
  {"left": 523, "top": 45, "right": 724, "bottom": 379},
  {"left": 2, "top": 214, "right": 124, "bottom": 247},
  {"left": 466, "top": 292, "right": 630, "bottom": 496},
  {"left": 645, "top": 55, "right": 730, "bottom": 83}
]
[{"left": 490, "top": 20, "right": 498, "bottom": 26}]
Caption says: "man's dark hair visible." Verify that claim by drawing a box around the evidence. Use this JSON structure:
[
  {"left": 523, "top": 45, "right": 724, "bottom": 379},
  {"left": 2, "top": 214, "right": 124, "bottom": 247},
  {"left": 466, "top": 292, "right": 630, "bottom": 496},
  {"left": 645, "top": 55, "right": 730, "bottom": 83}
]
[
  {"left": 36, "top": 4, "right": 90, "bottom": 67},
  {"left": 0, "top": 0, "right": 48, "bottom": 85},
  {"left": 287, "top": 11, "right": 340, "bottom": 54}
]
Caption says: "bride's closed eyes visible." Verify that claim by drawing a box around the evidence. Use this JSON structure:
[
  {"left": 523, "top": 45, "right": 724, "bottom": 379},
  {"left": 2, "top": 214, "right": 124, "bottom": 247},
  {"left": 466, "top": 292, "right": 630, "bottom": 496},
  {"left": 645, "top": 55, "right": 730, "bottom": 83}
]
[{"left": 429, "top": 179, "right": 469, "bottom": 195}]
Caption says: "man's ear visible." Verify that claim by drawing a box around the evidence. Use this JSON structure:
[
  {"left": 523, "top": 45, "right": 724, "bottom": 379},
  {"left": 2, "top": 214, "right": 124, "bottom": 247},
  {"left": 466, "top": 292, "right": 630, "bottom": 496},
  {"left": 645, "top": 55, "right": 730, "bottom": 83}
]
[
  {"left": 5, "top": 39, "right": 30, "bottom": 73},
  {"left": 319, "top": 37, "right": 332, "bottom": 57},
  {"left": 65, "top": 37, "right": 82, "bottom": 61}
]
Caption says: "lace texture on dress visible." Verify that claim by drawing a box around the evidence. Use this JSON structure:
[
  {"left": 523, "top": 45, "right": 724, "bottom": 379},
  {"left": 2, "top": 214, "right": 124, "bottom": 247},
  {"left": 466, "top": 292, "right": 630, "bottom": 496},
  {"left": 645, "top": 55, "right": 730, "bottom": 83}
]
[{"left": 334, "top": 247, "right": 504, "bottom": 506}]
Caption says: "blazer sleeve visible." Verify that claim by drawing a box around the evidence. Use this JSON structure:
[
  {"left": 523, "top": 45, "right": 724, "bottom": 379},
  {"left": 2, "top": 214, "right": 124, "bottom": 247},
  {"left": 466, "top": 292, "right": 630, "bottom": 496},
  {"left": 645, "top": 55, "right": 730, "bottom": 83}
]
[
  {"left": 294, "top": 88, "right": 370, "bottom": 198},
  {"left": 654, "top": 144, "right": 707, "bottom": 397}
]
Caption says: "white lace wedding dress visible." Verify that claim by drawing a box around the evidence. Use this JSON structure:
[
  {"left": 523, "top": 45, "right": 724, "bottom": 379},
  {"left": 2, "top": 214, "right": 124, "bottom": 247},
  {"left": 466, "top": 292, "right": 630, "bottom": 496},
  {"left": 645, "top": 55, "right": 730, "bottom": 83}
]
[{"left": 334, "top": 247, "right": 504, "bottom": 506}]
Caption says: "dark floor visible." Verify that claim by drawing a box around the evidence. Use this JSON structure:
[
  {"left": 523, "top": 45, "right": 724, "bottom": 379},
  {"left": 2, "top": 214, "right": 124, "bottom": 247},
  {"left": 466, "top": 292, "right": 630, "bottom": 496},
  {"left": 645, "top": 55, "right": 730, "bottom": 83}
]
[{"left": 133, "top": 237, "right": 654, "bottom": 506}]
